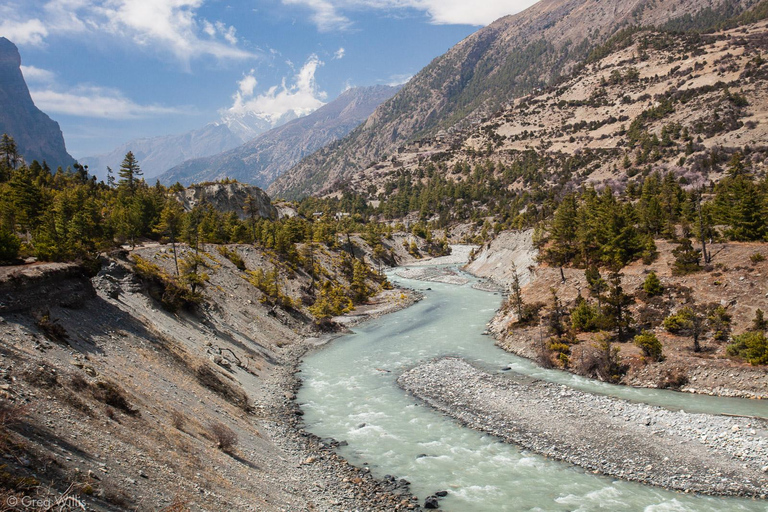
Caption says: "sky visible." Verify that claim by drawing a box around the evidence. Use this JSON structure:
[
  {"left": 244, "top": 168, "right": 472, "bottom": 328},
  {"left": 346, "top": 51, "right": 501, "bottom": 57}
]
[{"left": 2, "top": 0, "right": 539, "bottom": 159}]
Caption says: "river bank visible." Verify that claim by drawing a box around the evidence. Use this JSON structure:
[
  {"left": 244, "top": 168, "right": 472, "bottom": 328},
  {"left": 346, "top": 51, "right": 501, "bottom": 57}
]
[{"left": 398, "top": 357, "right": 768, "bottom": 498}]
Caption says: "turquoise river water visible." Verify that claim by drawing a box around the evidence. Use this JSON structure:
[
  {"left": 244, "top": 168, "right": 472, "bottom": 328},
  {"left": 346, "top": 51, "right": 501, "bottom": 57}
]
[{"left": 298, "top": 267, "right": 768, "bottom": 511}]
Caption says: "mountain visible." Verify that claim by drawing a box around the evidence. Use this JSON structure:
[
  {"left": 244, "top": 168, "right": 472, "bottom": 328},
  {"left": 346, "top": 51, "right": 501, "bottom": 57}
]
[
  {"left": 268, "top": 0, "right": 757, "bottom": 198},
  {"left": 316, "top": 17, "right": 768, "bottom": 200},
  {"left": 0, "top": 37, "right": 74, "bottom": 168},
  {"left": 80, "top": 122, "right": 244, "bottom": 181},
  {"left": 159, "top": 85, "right": 399, "bottom": 189}
]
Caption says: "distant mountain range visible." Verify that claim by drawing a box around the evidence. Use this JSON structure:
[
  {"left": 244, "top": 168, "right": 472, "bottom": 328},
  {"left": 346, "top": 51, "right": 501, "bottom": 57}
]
[
  {"left": 268, "top": 0, "right": 756, "bottom": 198},
  {"left": 0, "top": 37, "right": 74, "bottom": 168},
  {"left": 80, "top": 122, "right": 245, "bottom": 181},
  {"left": 159, "top": 85, "right": 399, "bottom": 189}
]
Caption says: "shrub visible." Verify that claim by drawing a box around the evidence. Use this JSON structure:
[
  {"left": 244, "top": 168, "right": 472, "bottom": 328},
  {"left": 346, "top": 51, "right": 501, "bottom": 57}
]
[
  {"left": 750, "top": 252, "right": 766, "bottom": 265},
  {"left": 217, "top": 246, "right": 246, "bottom": 270},
  {"left": 752, "top": 309, "right": 768, "bottom": 332},
  {"left": 0, "top": 229, "right": 21, "bottom": 263},
  {"left": 208, "top": 421, "right": 238, "bottom": 452},
  {"left": 671, "top": 238, "right": 701, "bottom": 275},
  {"left": 642, "top": 271, "right": 664, "bottom": 296},
  {"left": 570, "top": 298, "right": 600, "bottom": 332},
  {"left": 93, "top": 381, "right": 138, "bottom": 416},
  {"left": 663, "top": 308, "right": 693, "bottom": 333},
  {"left": 634, "top": 331, "right": 663, "bottom": 361},
  {"left": 727, "top": 331, "right": 768, "bottom": 365}
]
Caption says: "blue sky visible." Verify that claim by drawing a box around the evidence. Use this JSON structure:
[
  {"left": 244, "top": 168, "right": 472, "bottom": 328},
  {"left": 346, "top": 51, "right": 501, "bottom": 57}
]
[{"left": 2, "top": 0, "right": 538, "bottom": 158}]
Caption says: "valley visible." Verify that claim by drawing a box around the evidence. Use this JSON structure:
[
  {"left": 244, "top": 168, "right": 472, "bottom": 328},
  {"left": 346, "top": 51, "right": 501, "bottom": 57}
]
[{"left": 2, "top": 0, "right": 768, "bottom": 510}]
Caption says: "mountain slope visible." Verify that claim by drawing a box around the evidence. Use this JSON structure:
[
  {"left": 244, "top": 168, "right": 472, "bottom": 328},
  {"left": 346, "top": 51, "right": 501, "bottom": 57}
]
[
  {"left": 323, "top": 19, "right": 768, "bottom": 200},
  {"left": 0, "top": 38, "right": 74, "bottom": 168},
  {"left": 269, "top": 0, "right": 757, "bottom": 198},
  {"left": 159, "top": 85, "right": 399, "bottom": 188},
  {"left": 80, "top": 122, "right": 244, "bottom": 181}
]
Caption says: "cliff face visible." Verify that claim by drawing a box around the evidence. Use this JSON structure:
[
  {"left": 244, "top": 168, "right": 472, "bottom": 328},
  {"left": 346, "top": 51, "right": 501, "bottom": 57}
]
[
  {"left": 173, "top": 182, "right": 278, "bottom": 220},
  {"left": 0, "top": 38, "right": 74, "bottom": 168},
  {"left": 160, "top": 85, "right": 399, "bottom": 189}
]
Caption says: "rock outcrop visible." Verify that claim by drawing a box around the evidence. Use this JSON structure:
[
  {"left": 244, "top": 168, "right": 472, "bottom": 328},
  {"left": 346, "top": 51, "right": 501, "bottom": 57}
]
[
  {"left": 0, "top": 37, "right": 74, "bottom": 168},
  {"left": 173, "top": 182, "right": 278, "bottom": 220}
]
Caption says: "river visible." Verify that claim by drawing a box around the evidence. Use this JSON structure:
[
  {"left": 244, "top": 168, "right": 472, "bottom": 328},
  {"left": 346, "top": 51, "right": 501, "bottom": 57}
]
[{"left": 297, "top": 266, "right": 768, "bottom": 511}]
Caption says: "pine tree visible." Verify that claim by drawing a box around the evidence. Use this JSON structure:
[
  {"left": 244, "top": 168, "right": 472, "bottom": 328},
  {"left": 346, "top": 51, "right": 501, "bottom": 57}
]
[
  {"left": 118, "top": 151, "right": 143, "bottom": 193},
  {"left": 156, "top": 200, "right": 185, "bottom": 275},
  {"left": 0, "top": 134, "right": 20, "bottom": 171},
  {"left": 603, "top": 270, "right": 633, "bottom": 340},
  {"left": 642, "top": 271, "right": 663, "bottom": 296}
]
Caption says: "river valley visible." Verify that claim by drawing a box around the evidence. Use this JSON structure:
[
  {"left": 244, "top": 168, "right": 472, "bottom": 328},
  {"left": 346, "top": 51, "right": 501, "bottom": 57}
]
[{"left": 298, "top": 265, "right": 768, "bottom": 511}]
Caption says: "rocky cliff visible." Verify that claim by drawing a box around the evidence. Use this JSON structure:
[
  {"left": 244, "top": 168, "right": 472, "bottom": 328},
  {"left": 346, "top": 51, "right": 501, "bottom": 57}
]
[
  {"left": 160, "top": 85, "right": 399, "bottom": 189},
  {"left": 173, "top": 182, "right": 278, "bottom": 220},
  {"left": 0, "top": 38, "right": 74, "bottom": 168}
]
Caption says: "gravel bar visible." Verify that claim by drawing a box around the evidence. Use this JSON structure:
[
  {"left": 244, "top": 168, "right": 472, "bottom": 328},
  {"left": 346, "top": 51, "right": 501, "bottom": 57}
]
[{"left": 398, "top": 357, "right": 768, "bottom": 498}]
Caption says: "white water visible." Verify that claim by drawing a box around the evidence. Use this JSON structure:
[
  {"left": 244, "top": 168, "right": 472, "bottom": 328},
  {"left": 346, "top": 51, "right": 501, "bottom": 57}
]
[{"left": 298, "top": 268, "right": 768, "bottom": 511}]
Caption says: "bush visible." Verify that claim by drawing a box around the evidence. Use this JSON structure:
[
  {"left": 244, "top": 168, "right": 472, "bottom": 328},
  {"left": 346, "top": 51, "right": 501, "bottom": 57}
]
[
  {"left": 750, "top": 252, "right": 766, "bottom": 265},
  {"left": 642, "top": 271, "right": 664, "bottom": 296},
  {"left": 208, "top": 421, "right": 238, "bottom": 452},
  {"left": 727, "top": 331, "right": 768, "bottom": 365},
  {"left": 570, "top": 298, "right": 600, "bottom": 332},
  {"left": 217, "top": 246, "right": 246, "bottom": 270},
  {"left": 93, "top": 381, "right": 139, "bottom": 416},
  {"left": 634, "top": 331, "right": 663, "bottom": 361},
  {"left": 663, "top": 308, "right": 693, "bottom": 333},
  {"left": 0, "top": 229, "right": 21, "bottom": 263}
]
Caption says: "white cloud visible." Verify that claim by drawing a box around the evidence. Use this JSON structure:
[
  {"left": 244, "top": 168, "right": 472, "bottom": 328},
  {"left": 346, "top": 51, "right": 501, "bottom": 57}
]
[
  {"left": 3, "top": 0, "right": 253, "bottom": 63},
  {"left": 282, "top": 0, "right": 539, "bottom": 30},
  {"left": 385, "top": 73, "right": 412, "bottom": 86},
  {"left": 0, "top": 18, "right": 49, "bottom": 46},
  {"left": 30, "top": 85, "right": 186, "bottom": 119},
  {"left": 333, "top": 47, "right": 345, "bottom": 59},
  {"left": 21, "top": 65, "right": 56, "bottom": 83},
  {"left": 224, "top": 55, "right": 327, "bottom": 124}
]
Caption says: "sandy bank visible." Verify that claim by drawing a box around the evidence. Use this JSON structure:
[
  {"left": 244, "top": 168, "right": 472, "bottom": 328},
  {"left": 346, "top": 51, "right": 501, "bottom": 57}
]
[{"left": 398, "top": 357, "right": 768, "bottom": 498}]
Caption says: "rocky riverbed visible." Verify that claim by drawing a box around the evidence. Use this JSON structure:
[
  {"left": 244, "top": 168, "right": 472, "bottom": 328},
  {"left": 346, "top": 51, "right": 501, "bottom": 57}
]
[{"left": 398, "top": 357, "right": 768, "bottom": 498}]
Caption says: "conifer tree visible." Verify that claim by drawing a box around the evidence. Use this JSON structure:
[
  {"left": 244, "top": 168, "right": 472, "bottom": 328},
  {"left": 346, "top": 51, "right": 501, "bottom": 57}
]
[{"left": 118, "top": 151, "right": 143, "bottom": 193}]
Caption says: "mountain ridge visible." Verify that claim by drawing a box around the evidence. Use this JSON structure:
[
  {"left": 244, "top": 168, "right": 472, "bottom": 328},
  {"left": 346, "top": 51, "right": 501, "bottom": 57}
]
[
  {"left": 268, "top": 0, "right": 758, "bottom": 199},
  {"left": 159, "top": 85, "right": 399, "bottom": 189},
  {"left": 0, "top": 37, "right": 74, "bottom": 168}
]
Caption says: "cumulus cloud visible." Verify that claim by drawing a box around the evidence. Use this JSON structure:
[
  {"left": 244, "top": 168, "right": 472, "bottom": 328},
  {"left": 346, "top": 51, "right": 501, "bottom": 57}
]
[
  {"left": 3, "top": 0, "right": 253, "bottom": 63},
  {"left": 333, "top": 47, "right": 345, "bottom": 59},
  {"left": 21, "top": 65, "right": 56, "bottom": 83},
  {"left": 282, "top": 0, "right": 539, "bottom": 30},
  {"left": 30, "top": 85, "right": 186, "bottom": 119},
  {"left": 0, "top": 18, "right": 49, "bottom": 46},
  {"left": 224, "top": 55, "right": 327, "bottom": 124}
]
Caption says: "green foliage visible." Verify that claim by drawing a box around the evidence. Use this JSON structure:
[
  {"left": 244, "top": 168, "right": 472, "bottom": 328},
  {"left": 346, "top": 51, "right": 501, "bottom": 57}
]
[
  {"left": 709, "top": 305, "right": 732, "bottom": 342},
  {"left": 570, "top": 296, "right": 601, "bottom": 332},
  {"left": 727, "top": 331, "right": 768, "bottom": 365},
  {"left": 752, "top": 309, "right": 768, "bottom": 332},
  {"left": 308, "top": 281, "right": 353, "bottom": 319},
  {"left": 0, "top": 228, "right": 21, "bottom": 262},
  {"left": 132, "top": 255, "right": 203, "bottom": 311},
  {"left": 217, "top": 246, "right": 246, "bottom": 271},
  {"left": 750, "top": 252, "right": 766, "bottom": 265},
  {"left": 672, "top": 239, "right": 701, "bottom": 275},
  {"left": 663, "top": 307, "right": 694, "bottom": 333},
  {"left": 634, "top": 331, "right": 663, "bottom": 362},
  {"left": 642, "top": 271, "right": 664, "bottom": 296}
]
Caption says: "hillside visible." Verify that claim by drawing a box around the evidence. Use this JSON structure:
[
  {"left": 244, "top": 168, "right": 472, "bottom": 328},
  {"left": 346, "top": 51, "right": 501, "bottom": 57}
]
[
  {"left": 295, "top": 18, "right": 768, "bottom": 211},
  {"left": 0, "top": 38, "right": 74, "bottom": 168},
  {"left": 268, "top": 0, "right": 758, "bottom": 198},
  {"left": 160, "top": 86, "right": 399, "bottom": 189}
]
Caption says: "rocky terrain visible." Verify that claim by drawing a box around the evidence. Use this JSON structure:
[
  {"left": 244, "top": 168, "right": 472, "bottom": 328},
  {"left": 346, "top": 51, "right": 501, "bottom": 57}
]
[
  {"left": 173, "top": 182, "right": 278, "bottom": 220},
  {"left": 0, "top": 243, "right": 424, "bottom": 511},
  {"left": 0, "top": 38, "right": 74, "bottom": 168},
  {"left": 269, "top": 0, "right": 757, "bottom": 198},
  {"left": 399, "top": 357, "right": 768, "bottom": 497}
]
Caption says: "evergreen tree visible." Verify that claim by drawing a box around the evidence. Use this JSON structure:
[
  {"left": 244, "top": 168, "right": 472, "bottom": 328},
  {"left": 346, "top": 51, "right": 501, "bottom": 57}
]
[
  {"left": 156, "top": 200, "right": 185, "bottom": 275},
  {"left": 603, "top": 270, "right": 633, "bottom": 340},
  {"left": 642, "top": 271, "right": 664, "bottom": 296},
  {"left": 118, "top": 151, "right": 143, "bottom": 193}
]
